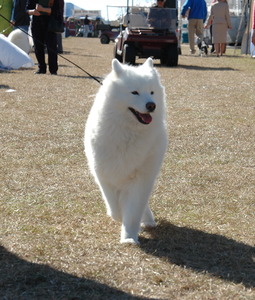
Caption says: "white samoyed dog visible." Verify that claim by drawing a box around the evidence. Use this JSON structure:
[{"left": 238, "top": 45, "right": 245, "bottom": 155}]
[{"left": 85, "top": 58, "right": 168, "bottom": 244}]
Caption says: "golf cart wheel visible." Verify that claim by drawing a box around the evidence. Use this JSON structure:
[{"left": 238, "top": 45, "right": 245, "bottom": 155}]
[
  {"left": 100, "top": 35, "right": 110, "bottom": 44},
  {"left": 113, "top": 43, "right": 123, "bottom": 62},
  {"left": 160, "top": 51, "right": 167, "bottom": 65},
  {"left": 123, "top": 44, "right": 136, "bottom": 65},
  {"left": 161, "top": 45, "right": 178, "bottom": 67}
]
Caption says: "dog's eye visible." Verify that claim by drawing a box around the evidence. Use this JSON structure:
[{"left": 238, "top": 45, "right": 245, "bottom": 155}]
[
  {"left": 151, "top": 91, "right": 154, "bottom": 95},
  {"left": 131, "top": 91, "right": 139, "bottom": 95}
]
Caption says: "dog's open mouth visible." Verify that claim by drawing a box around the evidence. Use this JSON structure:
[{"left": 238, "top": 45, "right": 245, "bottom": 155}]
[{"left": 129, "top": 108, "right": 152, "bottom": 125}]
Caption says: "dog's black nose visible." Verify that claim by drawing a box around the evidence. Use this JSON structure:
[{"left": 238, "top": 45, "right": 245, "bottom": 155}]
[{"left": 146, "top": 102, "right": 156, "bottom": 112}]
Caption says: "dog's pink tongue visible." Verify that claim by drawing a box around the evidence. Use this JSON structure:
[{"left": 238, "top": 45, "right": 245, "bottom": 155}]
[{"left": 140, "top": 113, "right": 152, "bottom": 124}]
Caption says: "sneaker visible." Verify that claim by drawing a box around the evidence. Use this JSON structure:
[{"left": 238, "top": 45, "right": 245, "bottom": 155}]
[{"left": 190, "top": 50, "right": 196, "bottom": 54}]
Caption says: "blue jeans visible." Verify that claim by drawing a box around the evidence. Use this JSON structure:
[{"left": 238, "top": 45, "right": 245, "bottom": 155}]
[{"left": 15, "top": 25, "right": 29, "bottom": 33}]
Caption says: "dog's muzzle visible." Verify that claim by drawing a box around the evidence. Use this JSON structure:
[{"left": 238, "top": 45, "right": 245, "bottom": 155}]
[{"left": 129, "top": 102, "right": 156, "bottom": 125}]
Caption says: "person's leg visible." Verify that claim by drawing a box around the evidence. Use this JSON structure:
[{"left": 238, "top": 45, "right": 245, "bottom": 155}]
[
  {"left": 222, "top": 43, "right": 226, "bottom": 55},
  {"left": 47, "top": 31, "right": 58, "bottom": 74},
  {"left": 220, "top": 43, "right": 226, "bottom": 55},
  {"left": 84, "top": 25, "right": 89, "bottom": 37},
  {"left": 215, "top": 43, "right": 220, "bottom": 56},
  {"left": 210, "top": 25, "right": 215, "bottom": 53},
  {"left": 188, "top": 19, "right": 196, "bottom": 53},
  {"left": 32, "top": 22, "right": 46, "bottom": 73},
  {"left": 196, "top": 19, "right": 204, "bottom": 46}
]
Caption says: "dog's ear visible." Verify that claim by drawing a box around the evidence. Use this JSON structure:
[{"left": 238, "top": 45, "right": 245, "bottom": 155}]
[
  {"left": 112, "top": 59, "right": 124, "bottom": 76},
  {"left": 143, "top": 57, "right": 154, "bottom": 68}
]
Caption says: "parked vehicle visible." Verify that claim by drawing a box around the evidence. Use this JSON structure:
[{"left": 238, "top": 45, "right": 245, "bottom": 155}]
[
  {"left": 114, "top": 6, "right": 179, "bottom": 66},
  {"left": 97, "top": 25, "right": 120, "bottom": 44}
]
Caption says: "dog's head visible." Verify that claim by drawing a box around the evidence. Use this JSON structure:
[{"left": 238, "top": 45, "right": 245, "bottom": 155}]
[{"left": 102, "top": 58, "right": 166, "bottom": 127}]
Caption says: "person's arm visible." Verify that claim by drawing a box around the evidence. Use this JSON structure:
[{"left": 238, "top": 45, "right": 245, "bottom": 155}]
[
  {"left": 27, "top": 8, "right": 41, "bottom": 16},
  {"left": 203, "top": 1, "right": 207, "bottom": 23},
  {"left": 10, "top": 0, "right": 18, "bottom": 25},
  {"left": 26, "top": 0, "right": 40, "bottom": 16},
  {"left": 204, "top": 5, "right": 213, "bottom": 29},
  {"left": 180, "top": 0, "right": 191, "bottom": 18},
  {"left": 59, "top": 0, "right": 64, "bottom": 16},
  {"left": 36, "top": 4, "right": 52, "bottom": 15},
  {"left": 225, "top": 4, "right": 232, "bottom": 29}
]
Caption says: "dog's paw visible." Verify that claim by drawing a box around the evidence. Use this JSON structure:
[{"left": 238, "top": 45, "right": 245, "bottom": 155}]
[{"left": 120, "top": 238, "right": 140, "bottom": 245}]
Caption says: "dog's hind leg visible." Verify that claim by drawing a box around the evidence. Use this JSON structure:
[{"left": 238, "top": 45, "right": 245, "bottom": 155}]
[{"left": 141, "top": 204, "right": 156, "bottom": 228}]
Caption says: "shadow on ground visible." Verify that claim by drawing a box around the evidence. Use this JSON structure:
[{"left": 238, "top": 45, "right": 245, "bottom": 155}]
[
  {"left": 177, "top": 64, "right": 237, "bottom": 71},
  {"left": 0, "top": 84, "right": 12, "bottom": 89},
  {"left": 0, "top": 246, "right": 151, "bottom": 300},
  {"left": 140, "top": 220, "right": 255, "bottom": 288},
  {"left": 136, "top": 61, "right": 237, "bottom": 71}
]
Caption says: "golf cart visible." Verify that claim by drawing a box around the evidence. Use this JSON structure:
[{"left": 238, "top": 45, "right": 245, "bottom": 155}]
[
  {"left": 97, "top": 24, "right": 120, "bottom": 44},
  {"left": 114, "top": 1, "right": 179, "bottom": 66}
]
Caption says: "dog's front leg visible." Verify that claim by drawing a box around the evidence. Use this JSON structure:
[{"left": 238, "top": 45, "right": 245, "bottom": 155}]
[
  {"left": 119, "top": 181, "right": 151, "bottom": 244},
  {"left": 97, "top": 180, "right": 122, "bottom": 222}
]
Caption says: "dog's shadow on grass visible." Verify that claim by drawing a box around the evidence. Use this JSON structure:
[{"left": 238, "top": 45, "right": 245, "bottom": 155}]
[
  {"left": 0, "top": 246, "right": 151, "bottom": 300},
  {"left": 140, "top": 220, "right": 255, "bottom": 288}
]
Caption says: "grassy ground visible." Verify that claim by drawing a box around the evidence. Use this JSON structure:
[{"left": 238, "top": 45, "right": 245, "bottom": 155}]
[{"left": 0, "top": 37, "right": 254, "bottom": 299}]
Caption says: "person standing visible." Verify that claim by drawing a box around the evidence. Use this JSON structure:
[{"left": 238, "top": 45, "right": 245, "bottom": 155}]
[
  {"left": 148, "top": 0, "right": 168, "bottom": 28},
  {"left": 205, "top": 0, "right": 232, "bottom": 57},
  {"left": 26, "top": 0, "right": 64, "bottom": 75},
  {"left": 181, "top": 0, "right": 207, "bottom": 54},
  {"left": 11, "top": 0, "right": 30, "bottom": 32},
  {"left": 83, "top": 15, "right": 89, "bottom": 37},
  {"left": 154, "top": 0, "right": 166, "bottom": 8}
]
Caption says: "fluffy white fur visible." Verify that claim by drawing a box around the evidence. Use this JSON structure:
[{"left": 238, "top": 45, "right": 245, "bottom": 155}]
[
  {"left": 8, "top": 29, "right": 31, "bottom": 54},
  {"left": 84, "top": 58, "right": 168, "bottom": 244}
]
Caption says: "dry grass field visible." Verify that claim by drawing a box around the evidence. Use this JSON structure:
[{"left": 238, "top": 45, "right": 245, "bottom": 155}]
[{"left": 0, "top": 37, "right": 254, "bottom": 299}]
